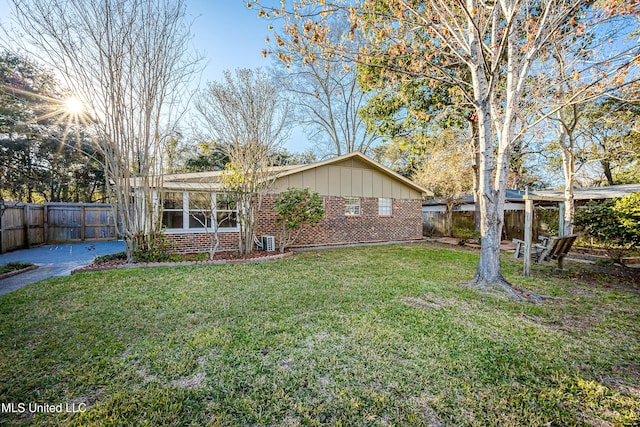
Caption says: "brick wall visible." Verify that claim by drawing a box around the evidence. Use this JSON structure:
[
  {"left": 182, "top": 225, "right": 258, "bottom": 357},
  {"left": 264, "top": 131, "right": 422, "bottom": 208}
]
[
  {"left": 256, "top": 195, "right": 423, "bottom": 249},
  {"left": 164, "top": 195, "right": 422, "bottom": 254},
  {"left": 165, "top": 230, "right": 240, "bottom": 253}
]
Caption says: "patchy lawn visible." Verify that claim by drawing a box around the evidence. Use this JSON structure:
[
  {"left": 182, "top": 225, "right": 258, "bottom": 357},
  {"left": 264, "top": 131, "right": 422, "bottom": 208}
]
[{"left": 0, "top": 243, "right": 638, "bottom": 426}]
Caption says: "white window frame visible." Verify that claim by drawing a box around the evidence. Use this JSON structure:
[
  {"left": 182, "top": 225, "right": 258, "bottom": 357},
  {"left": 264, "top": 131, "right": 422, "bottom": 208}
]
[
  {"left": 161, "top": 191, "right": 239, "bottom": 233},
  {"left": 187, "top": 192, "right": 214, "bottom": 230},
  {"left": 378, "top": 198, "right": 392, "bottom": 216},
  {"left": 344, "top": 197, "right": 361, "bottom": 216},
  {"left": 160, "top": 191, "right": 185, "bottom": 231}
]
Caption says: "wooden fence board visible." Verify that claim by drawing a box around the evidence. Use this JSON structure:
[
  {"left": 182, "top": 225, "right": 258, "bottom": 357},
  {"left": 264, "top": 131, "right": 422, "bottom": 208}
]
[
  {"left": 422, "top": 208, "right": 555, "bottom": 240},
  {"left": 1, "top": 202, "right": 119, "bottom": 253}
]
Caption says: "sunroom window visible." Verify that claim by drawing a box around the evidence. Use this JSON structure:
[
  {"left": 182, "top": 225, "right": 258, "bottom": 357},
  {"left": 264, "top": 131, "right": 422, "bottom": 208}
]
[
  {"left": 161, "top": 192, "right": 184, "bottom": 229},
  {"left": 215, "top": 193, "right": 238, "bottom": 228},
  {"left": 188, "top": 192, "right": 213, "bottom": 229},
  {"left": 161, "top": 191, "right": 238, "bottom": 231}
]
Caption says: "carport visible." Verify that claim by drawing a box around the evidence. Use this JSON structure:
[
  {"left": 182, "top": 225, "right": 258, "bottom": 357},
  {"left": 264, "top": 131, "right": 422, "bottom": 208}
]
[{"left": 520, "top": 184, "right": 640, "bottom": 276}]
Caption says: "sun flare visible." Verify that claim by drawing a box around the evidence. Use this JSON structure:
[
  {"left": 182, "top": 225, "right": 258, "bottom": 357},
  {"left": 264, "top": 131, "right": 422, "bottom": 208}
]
[{"left": 64, "top": 97, "right": 84, "bottom": 114}]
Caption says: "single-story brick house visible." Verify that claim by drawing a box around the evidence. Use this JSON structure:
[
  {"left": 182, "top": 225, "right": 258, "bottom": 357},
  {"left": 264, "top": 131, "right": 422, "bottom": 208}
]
[{"left": 152, "top": 152, "right": 430, "bottom": 253}]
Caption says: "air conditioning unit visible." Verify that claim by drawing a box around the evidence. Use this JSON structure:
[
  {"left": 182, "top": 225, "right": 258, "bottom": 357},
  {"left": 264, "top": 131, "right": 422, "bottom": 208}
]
[{"left": 261, "top": 235, "right": 275, "bottom": 252}]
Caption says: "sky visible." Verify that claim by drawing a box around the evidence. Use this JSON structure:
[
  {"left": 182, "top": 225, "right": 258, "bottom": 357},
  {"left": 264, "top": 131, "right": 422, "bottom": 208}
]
[{"left": 0, "top": 0, "right": 311, "bottom": 152}]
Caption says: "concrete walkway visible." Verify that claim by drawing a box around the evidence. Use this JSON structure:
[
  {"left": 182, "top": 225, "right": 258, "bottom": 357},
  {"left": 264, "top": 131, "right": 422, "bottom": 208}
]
[{"left": 0, "top": 241, "right": 125, "bottom": 295}]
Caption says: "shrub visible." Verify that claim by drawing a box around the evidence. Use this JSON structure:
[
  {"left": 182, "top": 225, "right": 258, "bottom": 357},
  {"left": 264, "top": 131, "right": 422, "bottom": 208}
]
[
  {"left": 0, "top": 262, "right": 33, "bottom": 275},
  {"left": 132, "top": 233, "right": 177, "bottom": 263},
  {"left": 574, "top": 193, "right": 640, "bottom": 263},
  {"left": 93, "top": 252, "right": 127, "bottom": 264},
  {"left": 273, "top": 188, "right": 325, "bottom": 253}
]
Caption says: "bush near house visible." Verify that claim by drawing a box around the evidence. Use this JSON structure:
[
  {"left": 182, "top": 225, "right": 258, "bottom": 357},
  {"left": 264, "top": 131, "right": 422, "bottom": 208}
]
[
  {"left": 273, "top": 188, "right": 325, "bottom": 252},
  {"left": 574, "top": 193, "right": 640, "bottom": 262}
]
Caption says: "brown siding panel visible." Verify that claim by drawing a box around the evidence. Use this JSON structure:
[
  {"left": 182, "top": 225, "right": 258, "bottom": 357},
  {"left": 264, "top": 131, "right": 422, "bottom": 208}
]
[
  {"left": 328, "top": 166, "right": 341, "bottom": 195},
  {"left": 288, "top": 173, "right": 303, "bottom": 190},
  {"left": 352, "top": 168, "right": 363, "bottom": 196},
  {"left": 340, "top": 167, "right": 352, "bottom": 196},
  {"left": 316, "top": 167, "right": 329, "bottom": 195},
  {"left": 362, "top": 170, "right": 373, "bottom": 198},
  {"left": 302, "top": 169, "right": 315, "bottom": 189}
]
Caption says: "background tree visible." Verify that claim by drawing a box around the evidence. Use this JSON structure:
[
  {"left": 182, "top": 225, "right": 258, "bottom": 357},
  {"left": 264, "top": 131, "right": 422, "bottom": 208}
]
[
  {"left": 0, "top": 51, "right": 105, "bottom": 203},
  {"left": 195, "top": 68, "right": 290, "bottom": 254},
  {"left": 7, "top": 0, "right": 201, "bottom": 261},
  {"left": 581, "top": 99, "right": 640, "bottom": 186},
  {"left": 271, "top": 16, "right": 379, "bottom": 157},
  {"left": 414, "top": 129, "right": 474, "bottom": 237},
  {"left": 182, "top": 142, "right": 231, "bottom": 173},
  {"left": 273, "top": 187, "right": 324, "bottom": 252}
]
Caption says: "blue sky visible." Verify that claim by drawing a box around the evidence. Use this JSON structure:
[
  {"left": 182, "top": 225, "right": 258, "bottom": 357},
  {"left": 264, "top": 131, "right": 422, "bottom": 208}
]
[
  {"left": 186, "top": 1, "right": 273, "bottom": 82},
  {"left": 0, "top": 1, "right": 274, "bottom": 81},
  {"left": 0, "top": 0, "right": 310, "bottom": 151}
]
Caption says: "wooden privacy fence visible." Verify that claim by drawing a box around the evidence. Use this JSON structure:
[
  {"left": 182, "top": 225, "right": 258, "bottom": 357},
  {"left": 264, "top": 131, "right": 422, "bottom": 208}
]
[
  {"left": 422, "top": 208, "right": 556, "bottom": 240},
  {"left": 0, "top": 202, "right": 119, "bottom": 254}
]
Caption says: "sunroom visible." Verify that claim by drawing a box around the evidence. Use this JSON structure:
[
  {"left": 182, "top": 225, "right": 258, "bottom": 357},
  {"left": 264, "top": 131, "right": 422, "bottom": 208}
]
[{"left": 160, "top": 190, "right": 238, "bottom": 233}]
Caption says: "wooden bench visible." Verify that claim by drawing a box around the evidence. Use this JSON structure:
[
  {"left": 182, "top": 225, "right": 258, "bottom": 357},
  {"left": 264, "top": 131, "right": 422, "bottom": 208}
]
[{"left": 513, "top": 234, "right": 577, "bottom": 270}]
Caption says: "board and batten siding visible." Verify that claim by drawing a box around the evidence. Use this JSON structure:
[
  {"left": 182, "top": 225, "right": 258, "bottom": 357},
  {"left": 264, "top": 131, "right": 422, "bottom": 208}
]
[{"left": 271, "top": 158, "right": 422, "bottom": 200}]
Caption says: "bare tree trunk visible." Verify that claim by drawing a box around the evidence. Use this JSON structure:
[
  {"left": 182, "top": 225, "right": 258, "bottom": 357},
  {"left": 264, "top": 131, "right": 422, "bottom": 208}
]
[
  {"left": 444, "top": 201, "right": 453, "bottom": 237},
  {"left": 560, "top": 140, "right": 576, "bottom": 236},
  {"left": 471, "top": 107, "right": 512, "bottom": 292},
  {"left": 9, "top": 0, "right": 201, "bottom": 262},
  {"left": 601, "top": 160, "right": 614, "bottom": 186}
]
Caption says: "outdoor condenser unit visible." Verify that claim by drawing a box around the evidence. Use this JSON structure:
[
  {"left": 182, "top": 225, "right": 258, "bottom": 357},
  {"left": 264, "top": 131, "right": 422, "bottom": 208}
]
[{"left": 261, "top": 235, "right": 275, "bottom": 252}]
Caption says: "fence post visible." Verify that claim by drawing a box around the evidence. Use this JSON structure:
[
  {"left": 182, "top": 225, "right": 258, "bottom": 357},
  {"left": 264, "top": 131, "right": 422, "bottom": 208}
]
[
  {"left": 523, "top": 197, "right": 533, "bottom": 277},
  {"left": 44, "top": 204, "right": 49, "bottom": 243},
  {"left": 80, "top": 204, "right": 86, "bottom": 241},
  {"left": 0, "top": 201, "right": 5, "bottom": 254},
  {"left": 558, "top": 202, "right": 565, "bottom": 237},
  {"left": 24, "top": 204, "right": 31, "bottom": 249}
]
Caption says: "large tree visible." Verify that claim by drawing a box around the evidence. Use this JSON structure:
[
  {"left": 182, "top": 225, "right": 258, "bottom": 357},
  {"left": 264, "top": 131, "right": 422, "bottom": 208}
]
[
  {"left": 581, "top": 99, "right": 640, "bottom": 186},
  {"left": 0, "top": 51, "right": 105, "bottom": 203},
  {"left": 195, "top": 68, "right": 290, "bottom": 254},
  {"left": 255, "top": 0, "right": 639, "bottom": 299},
  {"left": 7, "top": 0, "right": 201, "bottom": 260}
]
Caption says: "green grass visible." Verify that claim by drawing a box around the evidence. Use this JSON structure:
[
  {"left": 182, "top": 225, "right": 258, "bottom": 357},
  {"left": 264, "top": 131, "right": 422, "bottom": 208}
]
[
  {"left": 0, "top": 243, "right": 638, "bottom": 426},
  {"left": 0, "top": 262, "right": 33, "bottom": 275}
]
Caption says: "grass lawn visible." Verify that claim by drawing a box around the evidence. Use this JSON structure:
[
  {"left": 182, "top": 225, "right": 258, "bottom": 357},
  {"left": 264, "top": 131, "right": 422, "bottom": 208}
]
[{"left": 0, "top": 243, "right": 638, "bottom": 426}]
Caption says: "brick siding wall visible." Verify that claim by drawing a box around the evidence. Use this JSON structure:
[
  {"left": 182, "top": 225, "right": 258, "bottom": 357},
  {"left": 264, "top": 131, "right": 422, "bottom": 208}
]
[
  {"left": 164, "top": 195, "right": 422, "bottom": 254},
  {"left": 165, "top": 230, "right": 240, "bottom": 253},
  {"left": 256, "top": 195, "right": 423, "bottom": 249}
]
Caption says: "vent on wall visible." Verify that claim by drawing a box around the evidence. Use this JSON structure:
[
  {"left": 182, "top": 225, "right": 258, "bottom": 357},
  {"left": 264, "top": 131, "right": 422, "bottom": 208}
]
[{"left": 261, "top": 235, "right": 275, "bottom": 252}]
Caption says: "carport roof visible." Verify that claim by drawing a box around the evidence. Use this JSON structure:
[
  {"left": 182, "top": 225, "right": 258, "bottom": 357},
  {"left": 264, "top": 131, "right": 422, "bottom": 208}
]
[{"left": 527, "top": 183, "right": 640, "bottom": 202}]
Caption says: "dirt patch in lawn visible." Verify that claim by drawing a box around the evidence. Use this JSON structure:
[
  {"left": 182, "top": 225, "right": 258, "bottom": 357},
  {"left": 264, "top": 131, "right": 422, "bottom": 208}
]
[
  {"left": 538, "top": 262, "right": 640, "bottom": 294},
  {"left": 399, "top": 295, "right": 459, "bottom": 310}
]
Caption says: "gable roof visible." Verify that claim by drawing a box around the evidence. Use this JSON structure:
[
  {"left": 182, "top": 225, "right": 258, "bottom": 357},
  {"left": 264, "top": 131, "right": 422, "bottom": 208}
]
[
  {"left": 156, "top": 152, "right": 431, "bottom": 196},
  {"left": 277, "top": 152, "right": 431, "bottom": 196}
]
